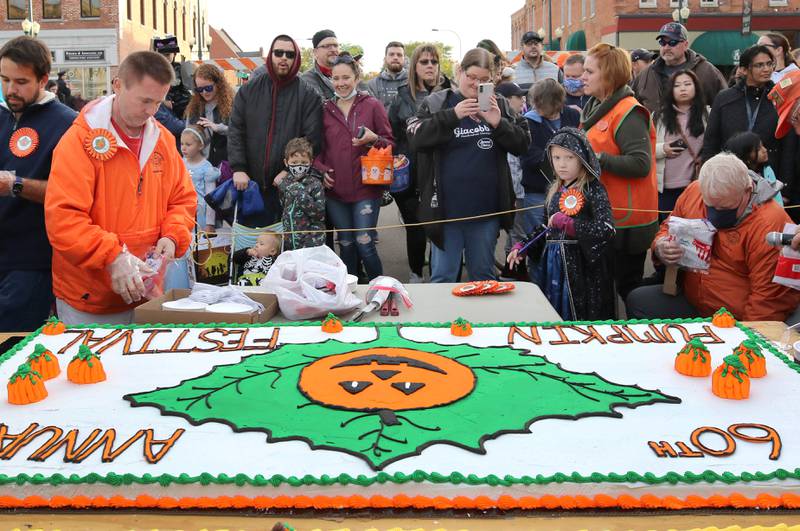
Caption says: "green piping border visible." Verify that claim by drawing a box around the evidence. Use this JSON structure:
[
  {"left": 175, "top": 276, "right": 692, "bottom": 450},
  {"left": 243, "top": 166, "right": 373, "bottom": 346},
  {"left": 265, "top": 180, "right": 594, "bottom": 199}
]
[{"left": 1, "top": 317, "right": 799, "bottom": 490}]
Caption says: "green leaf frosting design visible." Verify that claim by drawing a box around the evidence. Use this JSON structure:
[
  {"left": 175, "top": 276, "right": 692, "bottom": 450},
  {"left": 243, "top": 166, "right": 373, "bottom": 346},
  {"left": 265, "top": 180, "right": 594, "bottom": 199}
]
[{"left": 125, "top": 327, "right": 680, "bottom": 470}]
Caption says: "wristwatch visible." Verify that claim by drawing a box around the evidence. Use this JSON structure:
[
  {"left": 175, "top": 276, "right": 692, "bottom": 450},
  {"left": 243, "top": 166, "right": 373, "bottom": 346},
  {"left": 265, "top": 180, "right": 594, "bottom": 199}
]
[{"left": 11, "top": 176, "right": 23, "bottom": 197}]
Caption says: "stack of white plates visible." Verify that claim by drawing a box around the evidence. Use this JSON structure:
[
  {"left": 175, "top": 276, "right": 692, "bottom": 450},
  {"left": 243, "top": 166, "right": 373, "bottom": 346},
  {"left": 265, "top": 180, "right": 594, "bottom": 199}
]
[{"left": 162, "top": 299, "right": 208, "bottom": 311}]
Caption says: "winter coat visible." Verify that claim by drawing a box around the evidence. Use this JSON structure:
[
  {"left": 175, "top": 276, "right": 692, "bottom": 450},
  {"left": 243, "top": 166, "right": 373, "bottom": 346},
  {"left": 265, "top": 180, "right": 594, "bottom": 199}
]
[
  {"left": 0, "top": 92, "right": 76, "bottom": 272},
  {"left": 300, "top": 62, "right": 335, "bottom": 101},
  {"left": 278, "top": 168, "right": 326, "bottom": 250},
  {"left": 514, "top": 59, "right": 562, "bottom": 91},
  {"left": 387, "top": 77, "right": 452, "bottom": 195},
  {"left": 407, "top": 89, "right": 531, "bottom": 249},
  {"left": 653, "top": 107, "right": 708, "bottom": 192},
  {"left": 701, "top": 79, "right": 786, "bottom": 181},
  {"left": 519, "top": 107, "right": 580, "bottom": 194},
  {"left": 315, "top": 93, "right": 395, "bottom": 203},
  {"left": 228, "top": 35, "right": 323, "bottom": 225},
  {"left": 631, "top": 49, "right": 726, "bottom": 112},
  {"left": 367, "top": 69, "right": 408, "bottom": 109},
  {"left": 45, "top": 95, "right": 197, "bottom": 314},
  {"left": 653, "top": 175, "right": 800, "bottom": 321}
]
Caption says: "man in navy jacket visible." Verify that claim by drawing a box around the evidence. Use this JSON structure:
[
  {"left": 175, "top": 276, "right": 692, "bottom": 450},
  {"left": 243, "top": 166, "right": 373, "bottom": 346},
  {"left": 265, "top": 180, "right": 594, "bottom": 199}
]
[{"left": 0, "top": 36, "right": 76, "bottom": 331}]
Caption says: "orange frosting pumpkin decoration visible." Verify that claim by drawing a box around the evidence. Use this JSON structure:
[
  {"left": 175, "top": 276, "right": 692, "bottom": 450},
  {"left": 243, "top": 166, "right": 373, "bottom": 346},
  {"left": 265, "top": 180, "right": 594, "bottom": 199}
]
[
  {"left": 712, "top": 354, "right": 750, "bottom": 400},
  {"left": 712, "top": 307, "right": 736, "bottom": 328},
  {"left": 7, "top": 362, "right": 47, "bottom": 405},
  {"left": 298, "top": 347, "right": 476, "bottom": 413},
  {"left": 558, "top": 188, "right": 585, "bottom": 216},
  {"left": 42, "top": 316, "right": 66, "bottom": 336},
  {"left": 674, "top": 338, "right": 711, "bottom": 377},
  {"left": 67, "top": 345, "right": 106, "bottom": 385},
  {"left": 450, "top": 317, "right": 473, "bottom": 337},
  {"left": 734, "top": 340, "right": 766, "bottom": 378},
  {"left": 27, "top": 344, "right": 60, "bottom": 380},
  {"left": 321, "top": 313, "right": 343, "bottom": 334}
]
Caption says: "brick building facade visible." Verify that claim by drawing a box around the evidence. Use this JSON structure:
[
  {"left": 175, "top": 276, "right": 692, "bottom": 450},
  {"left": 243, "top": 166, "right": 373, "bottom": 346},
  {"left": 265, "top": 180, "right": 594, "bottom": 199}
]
[
  {"left": 0, "top": 0, "right": 208, "bottom": 98},
  {"left": 512, "top": 0, "right": 799, "bottom": 66}
]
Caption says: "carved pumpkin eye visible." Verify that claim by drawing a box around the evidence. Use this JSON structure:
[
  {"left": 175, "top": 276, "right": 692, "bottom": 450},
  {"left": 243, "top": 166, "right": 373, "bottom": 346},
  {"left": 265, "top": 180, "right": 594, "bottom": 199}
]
[
  {"left": 391, "top": 382, "right": 425, "bottom": 395},
  {"left": 339, "top": 381, "right": 373, "bottom": 394}
]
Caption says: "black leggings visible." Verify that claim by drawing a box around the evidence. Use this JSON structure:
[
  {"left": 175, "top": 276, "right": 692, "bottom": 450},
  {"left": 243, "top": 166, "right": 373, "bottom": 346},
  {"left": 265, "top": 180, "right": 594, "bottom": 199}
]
[{"left": 393, "top": 189, "right": 427, "bottom": 276}]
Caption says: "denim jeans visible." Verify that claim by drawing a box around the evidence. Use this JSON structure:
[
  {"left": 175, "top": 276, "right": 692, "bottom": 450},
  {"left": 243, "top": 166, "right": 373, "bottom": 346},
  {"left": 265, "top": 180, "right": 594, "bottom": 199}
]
[
  {"left": 522, "top": 192, "right": 548, "bottom": 284},
  {"left": 326, "top": 197, "right": 383, "bottom": 280},
  {"left": 430, "top": 218, "right": 500, "bottom": 283},
  {"left": 0, "top": 269, "right": 53, "bottom": 332}
]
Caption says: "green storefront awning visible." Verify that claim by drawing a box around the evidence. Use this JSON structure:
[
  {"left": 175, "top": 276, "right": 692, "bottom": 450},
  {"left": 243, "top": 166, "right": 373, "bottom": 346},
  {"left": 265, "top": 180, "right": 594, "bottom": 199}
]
[
  {"left": 565, "top": 30, "right": 586, "bottom": 51},
  {"left": 690, "top": 31, "right": 759, "bottom": 66}
]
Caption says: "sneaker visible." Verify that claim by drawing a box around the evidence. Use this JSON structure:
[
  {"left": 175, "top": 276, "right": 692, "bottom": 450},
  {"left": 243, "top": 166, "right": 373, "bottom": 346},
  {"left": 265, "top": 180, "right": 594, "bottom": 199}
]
[{"left": 409, "top": 272, "right": 424, "bottom": 284}]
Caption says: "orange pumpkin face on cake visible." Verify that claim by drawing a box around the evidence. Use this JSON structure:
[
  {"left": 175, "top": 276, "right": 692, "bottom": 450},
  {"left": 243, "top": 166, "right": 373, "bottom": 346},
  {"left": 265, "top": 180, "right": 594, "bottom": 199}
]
[{"left": 298, "top": 347, "right": 476, "bottom": 411}]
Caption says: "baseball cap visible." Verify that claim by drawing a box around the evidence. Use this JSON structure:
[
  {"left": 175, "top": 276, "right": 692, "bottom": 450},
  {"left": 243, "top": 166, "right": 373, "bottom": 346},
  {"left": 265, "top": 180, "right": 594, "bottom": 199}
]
[
  {"left": 657, "top": 22, "right": 688, "bottom": 42},
  {"left": 769, "top": 70, "right": 800, "bottom": 138},
  {"left": 631, "top": 49, "right": 653, "bottom": 62},
  {"left": 496, "top": 82, "right": 526, "bottom": 99},
  {"left": 521, "top": 31, "right": 544, "bottom": 45}
]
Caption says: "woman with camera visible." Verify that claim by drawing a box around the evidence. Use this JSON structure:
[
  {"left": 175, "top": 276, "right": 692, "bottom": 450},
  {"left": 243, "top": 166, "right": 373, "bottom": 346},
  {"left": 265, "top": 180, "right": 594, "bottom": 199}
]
[{"left": 654, "top": 70, "right": 708, "bottom": 220}]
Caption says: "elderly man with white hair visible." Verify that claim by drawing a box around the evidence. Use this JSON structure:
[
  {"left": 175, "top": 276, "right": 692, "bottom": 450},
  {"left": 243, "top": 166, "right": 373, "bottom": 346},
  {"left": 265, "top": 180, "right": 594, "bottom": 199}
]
[{"left": 627, "top": 153, "right": 800, "bottom": 321}]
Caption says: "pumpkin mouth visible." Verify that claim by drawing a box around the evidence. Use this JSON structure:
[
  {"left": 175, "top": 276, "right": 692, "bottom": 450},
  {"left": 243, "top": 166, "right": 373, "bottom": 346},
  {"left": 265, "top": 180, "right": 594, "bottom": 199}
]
[{"left": 298, "top": 347, "right": 476, "bottom": 412}]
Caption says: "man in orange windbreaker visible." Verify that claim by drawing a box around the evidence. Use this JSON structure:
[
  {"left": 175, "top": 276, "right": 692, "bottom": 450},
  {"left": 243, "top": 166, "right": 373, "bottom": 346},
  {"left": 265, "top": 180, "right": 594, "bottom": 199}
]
[
  {"left": 626, "top": 153, "right": 800, "bottom": 322},
  {"left": 46, "top": 51, "right": 196, "bottom": 325}
]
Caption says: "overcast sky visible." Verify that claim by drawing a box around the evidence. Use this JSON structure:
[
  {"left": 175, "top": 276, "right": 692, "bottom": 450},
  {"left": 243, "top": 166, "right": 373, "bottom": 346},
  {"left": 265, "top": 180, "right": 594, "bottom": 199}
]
[{"left": 207, "top": 0, "right": 523, "bottom": 73}]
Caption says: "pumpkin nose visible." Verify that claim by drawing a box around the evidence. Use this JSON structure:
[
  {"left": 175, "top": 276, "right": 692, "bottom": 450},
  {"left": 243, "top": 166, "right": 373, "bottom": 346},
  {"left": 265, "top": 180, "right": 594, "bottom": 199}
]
[{"left": 372, "top": 370, "right": 399, "bottom": 380}]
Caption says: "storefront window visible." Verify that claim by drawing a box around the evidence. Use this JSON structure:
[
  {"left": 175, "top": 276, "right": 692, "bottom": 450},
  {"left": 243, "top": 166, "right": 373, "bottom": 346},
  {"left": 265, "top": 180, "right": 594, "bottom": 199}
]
[
  {"left": 43, "top": 0, "right": 61, "bottom": 19},
  {"left": 54, "top": 67, "right": 108, "bottom": 100},
  {"left": 7, "top": 0, "right": 27, "bottom": 19},
  {"left": 80, "top": 0, "right": 100, "bottom": 17}
]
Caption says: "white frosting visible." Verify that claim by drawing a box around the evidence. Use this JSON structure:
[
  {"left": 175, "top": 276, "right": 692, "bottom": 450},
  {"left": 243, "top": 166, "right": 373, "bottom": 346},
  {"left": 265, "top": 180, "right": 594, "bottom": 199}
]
[{"left": 1, "top": 322, "right": 797, "bottom": 503}]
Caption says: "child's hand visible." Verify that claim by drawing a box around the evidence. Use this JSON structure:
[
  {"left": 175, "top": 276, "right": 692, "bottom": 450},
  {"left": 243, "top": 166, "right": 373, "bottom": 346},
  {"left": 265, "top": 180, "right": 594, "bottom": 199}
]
[
  {"left": 273, "top": 170, "right": 288, "bottom": 187},
  {"left": 247, "top": 248, "right": 258, "bottom": 257},
  {"left": 204, "top": 225, "right": 215, "bottom": 235},
  {"left": 506, "top": 249, "right": 523, "bottom": 270}
]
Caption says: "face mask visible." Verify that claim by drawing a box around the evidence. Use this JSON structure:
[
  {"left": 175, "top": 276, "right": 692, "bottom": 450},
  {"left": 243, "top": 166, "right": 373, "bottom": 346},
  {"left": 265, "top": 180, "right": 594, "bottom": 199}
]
[
  {"left": 563, "top": 78, "right": 584, "bottom": 93},
  {"left": 288, "top": 164, "right": 310, "bottom": 178},
  {"left": 706, "top": 205, "right": 739, "bottom": 230},
  {"left": 337, "top": 87, "right": 357, "bottom": 100}
]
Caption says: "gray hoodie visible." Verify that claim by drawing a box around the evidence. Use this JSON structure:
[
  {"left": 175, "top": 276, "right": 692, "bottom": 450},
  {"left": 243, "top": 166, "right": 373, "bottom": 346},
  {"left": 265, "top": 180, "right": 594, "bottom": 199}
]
[
  {"left": 514, "top": 58, "right": 562, "bottom": 91},
  {"left": 367, "top": 68, "right": 408, "bottom": 110}
]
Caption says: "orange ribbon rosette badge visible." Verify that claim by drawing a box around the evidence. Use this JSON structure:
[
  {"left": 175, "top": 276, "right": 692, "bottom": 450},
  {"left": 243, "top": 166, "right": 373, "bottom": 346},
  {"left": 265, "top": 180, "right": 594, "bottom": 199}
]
[
  {"left": 9, "top": 127, "right": 39, "bottom": 158},
  {"left": 84, "top": 128, "right": 117, "bottom": 161},
  {"left": 559, "top": 188, "right": 585, "bottom": 216}
]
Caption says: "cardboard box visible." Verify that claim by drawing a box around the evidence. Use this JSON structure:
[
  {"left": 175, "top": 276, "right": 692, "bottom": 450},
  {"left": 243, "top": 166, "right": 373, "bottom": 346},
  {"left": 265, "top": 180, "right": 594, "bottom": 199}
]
[{"left": 133, "top": 289, "right": 278, "bottom": 324}]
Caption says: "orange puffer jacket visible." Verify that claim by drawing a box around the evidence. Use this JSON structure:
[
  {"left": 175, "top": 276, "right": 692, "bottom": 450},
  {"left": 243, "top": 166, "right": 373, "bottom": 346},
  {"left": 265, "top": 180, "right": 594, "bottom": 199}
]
[
  {"left": 653, "top": 179, "right": 800, "bottom": 321},
  {"left": 46, "top": 96, "right": 196, "bottom": 315}
]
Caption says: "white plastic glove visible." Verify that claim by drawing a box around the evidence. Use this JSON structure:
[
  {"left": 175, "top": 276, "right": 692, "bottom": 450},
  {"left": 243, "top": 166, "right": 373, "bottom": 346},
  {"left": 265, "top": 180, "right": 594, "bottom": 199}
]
[{"left": 107, "top": 245, "right": 155, "bottom": 304}]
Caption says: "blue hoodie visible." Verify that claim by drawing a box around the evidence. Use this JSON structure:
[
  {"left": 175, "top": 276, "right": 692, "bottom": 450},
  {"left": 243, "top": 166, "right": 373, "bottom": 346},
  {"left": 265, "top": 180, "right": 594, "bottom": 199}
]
[
  {"left": 0, "top": 92, "right": 76, "bottom": 271},
  {"left": 519, "top": 107, "right": 580, "bottom": 193}
]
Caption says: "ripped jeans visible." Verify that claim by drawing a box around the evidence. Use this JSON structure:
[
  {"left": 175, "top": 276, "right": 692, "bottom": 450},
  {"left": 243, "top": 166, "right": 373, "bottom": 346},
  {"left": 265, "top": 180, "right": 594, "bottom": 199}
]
[{"left": 326, "top": 197, "right": 383, "bottom": 280}]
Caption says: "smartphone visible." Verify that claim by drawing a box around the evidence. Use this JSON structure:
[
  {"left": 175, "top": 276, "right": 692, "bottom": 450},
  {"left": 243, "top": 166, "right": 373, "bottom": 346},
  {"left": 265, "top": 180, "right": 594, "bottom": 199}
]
[
  {"left": 478, "top": 83, "right": 494, "bottom": 112},
  {"left": 669, "top": 139, "right": 687, "bottom": 149},
  {"left": 356, "top": 126, "right": 366, "bottom": 139}
]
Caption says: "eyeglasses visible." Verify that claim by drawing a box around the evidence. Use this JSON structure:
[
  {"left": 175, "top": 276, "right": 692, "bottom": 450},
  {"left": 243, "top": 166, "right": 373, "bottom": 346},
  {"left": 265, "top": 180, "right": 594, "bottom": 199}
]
[
  {"left": 464, "top": 72, "right": 492, "bottom": 84},
  {"left": 333, "top": 53, "right": 355, "bottom": 65},
  {"left": 418, "top": 59, "right": 439, "bottom": 66},
  {"left": 316, "top": 43, "right": 339, "bottom": 50},
  {"left": 751, "top": 61, "right": 775, "bottom": 70},
  {"left": 657, "top": 37, "right": 683, "bottom": 47},
  {"left": 272, "top": 49, "right": 296, "bottom": 59},
  {"left": 194, "top": 85, "right": 214, "bottom": 94},
  {"left": 524, "top": 40, "right": 543, "bottom": 46}
]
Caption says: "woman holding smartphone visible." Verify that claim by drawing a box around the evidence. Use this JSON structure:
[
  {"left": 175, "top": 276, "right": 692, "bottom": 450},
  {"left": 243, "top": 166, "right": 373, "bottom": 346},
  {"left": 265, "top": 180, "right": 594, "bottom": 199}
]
[
  {"left": 654, "top": 70, "right": 708, "bottom": 220},
  {"left": 315, "top": 52, "right": 394, "bottom": 281},
  {"left": 408, "top": 48, "right": 530, "bottom": 283}
]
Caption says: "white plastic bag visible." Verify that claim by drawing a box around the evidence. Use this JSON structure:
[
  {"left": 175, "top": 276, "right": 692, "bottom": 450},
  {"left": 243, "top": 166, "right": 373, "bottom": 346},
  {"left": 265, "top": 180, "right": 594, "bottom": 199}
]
[
  {"left": 260, "top": 245, "right": 361, "bottom": 320},
  {"left": 667, "top": 216, "right": 717, "bottom": 272}
]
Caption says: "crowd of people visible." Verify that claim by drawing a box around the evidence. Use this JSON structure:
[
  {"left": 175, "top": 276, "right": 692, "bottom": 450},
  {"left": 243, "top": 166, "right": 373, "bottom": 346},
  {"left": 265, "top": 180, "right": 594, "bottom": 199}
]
[{"left": 3, "top": 22, "right": 800, "bottom": 331}]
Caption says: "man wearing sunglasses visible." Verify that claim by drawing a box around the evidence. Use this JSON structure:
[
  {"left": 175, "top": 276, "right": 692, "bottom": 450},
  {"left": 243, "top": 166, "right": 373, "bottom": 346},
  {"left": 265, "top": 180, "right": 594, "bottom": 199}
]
[
  {"left": 632, "top": 22, "right": 725, "bottom": 114},
  {"left": 368, "top": 41, "right": 408, "bottom": 110},
  {"left": 228, "top": 34, "right": 322, "bottom": 227},
  {"left": 300, "top": 29, "right": 339, "bottom": 101}
]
